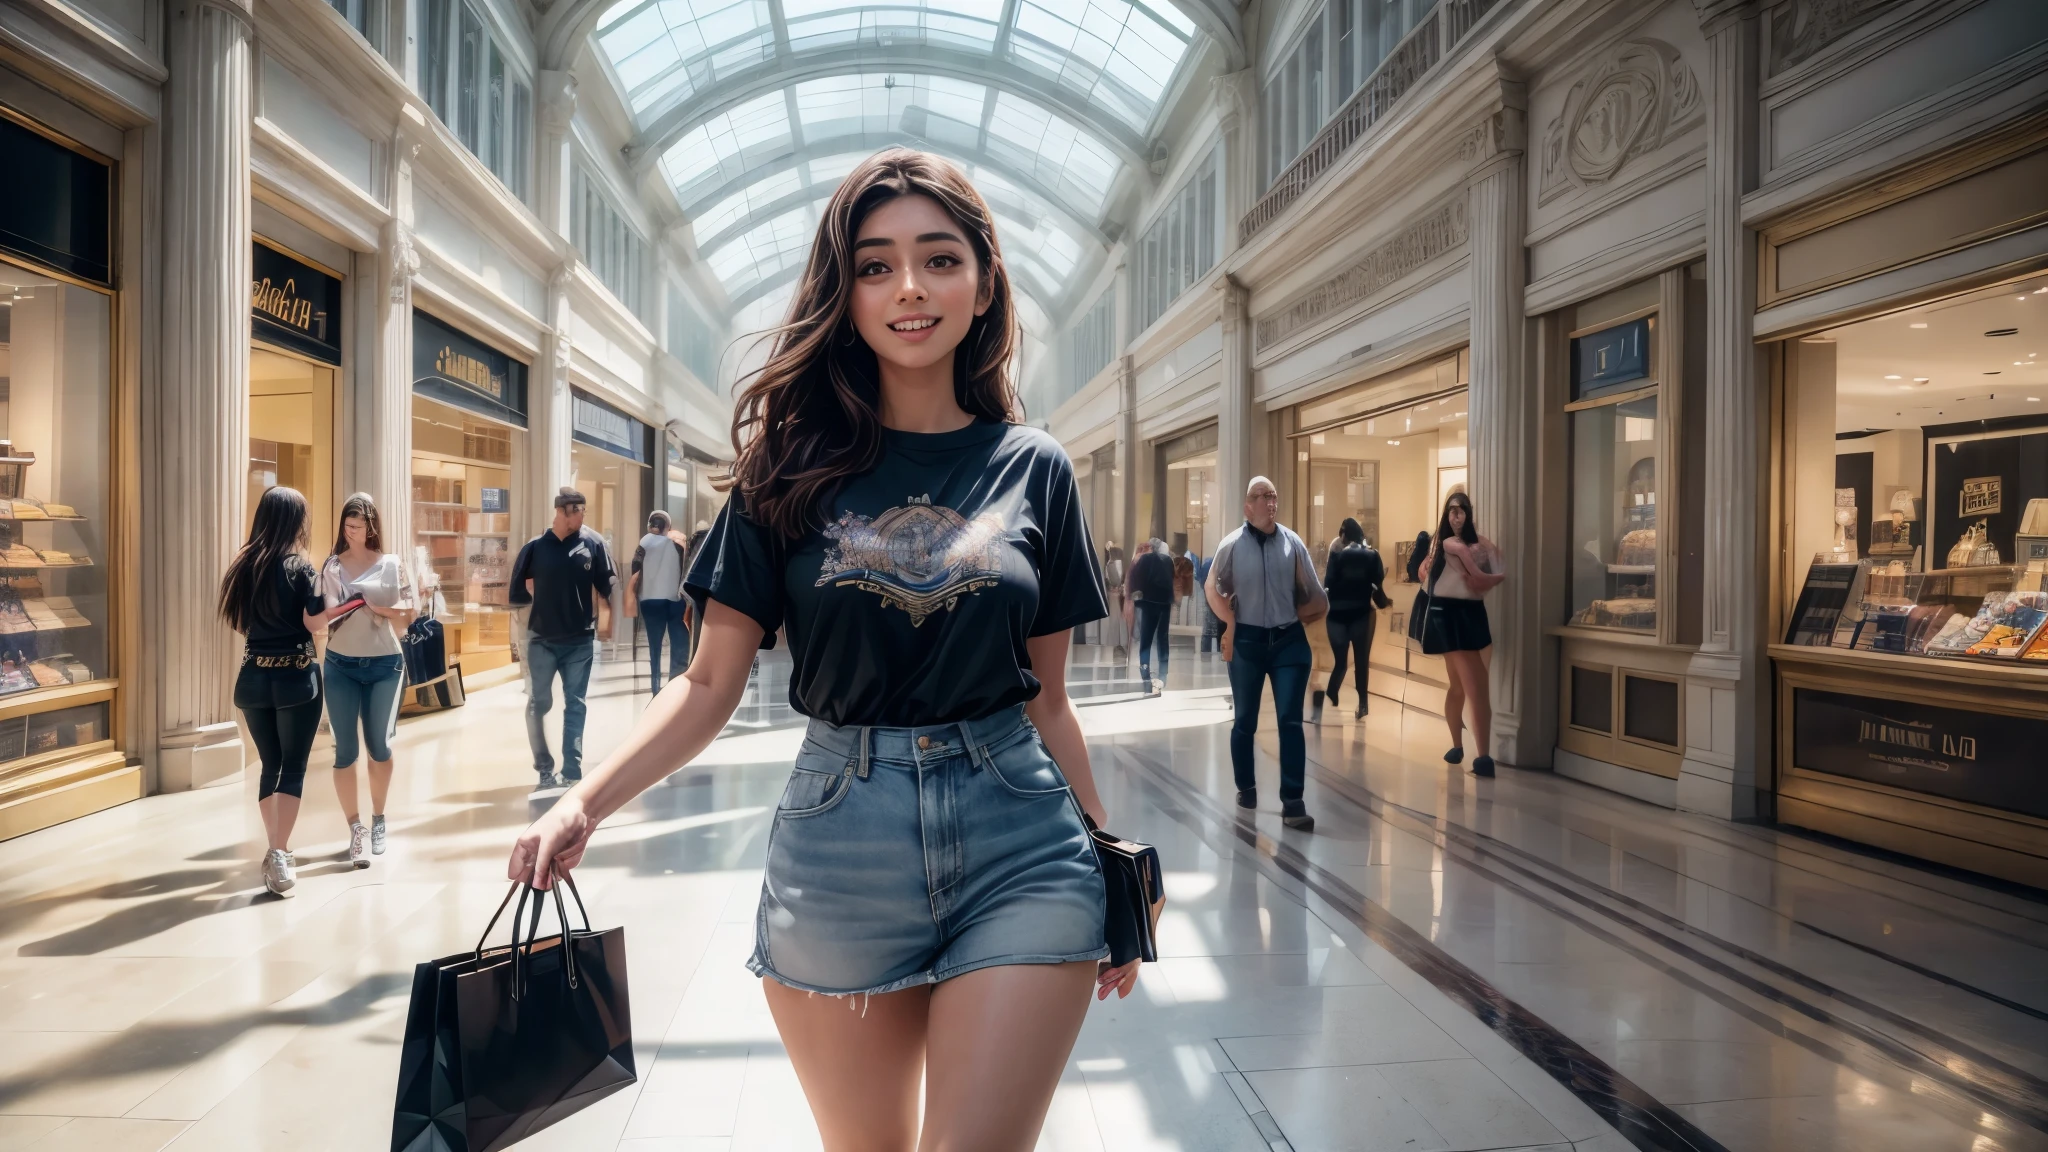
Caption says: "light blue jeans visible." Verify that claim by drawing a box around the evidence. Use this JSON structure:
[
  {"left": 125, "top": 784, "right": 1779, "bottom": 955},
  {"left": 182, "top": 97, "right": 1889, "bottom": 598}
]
[
  {"left": 525, "top": 633, "right": 596, "bottom": 779},
  {"left": 324, "top": 652, "right": 405, "bottom": 767},
  {"left": 749, "top": 705, "right": 1108, "bottom": 996}
]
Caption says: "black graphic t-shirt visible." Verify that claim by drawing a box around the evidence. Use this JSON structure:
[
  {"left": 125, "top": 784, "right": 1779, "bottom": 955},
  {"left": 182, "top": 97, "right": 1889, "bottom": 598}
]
[{"left": 685, "top": 420, "right": 1107, "bottom": 727}]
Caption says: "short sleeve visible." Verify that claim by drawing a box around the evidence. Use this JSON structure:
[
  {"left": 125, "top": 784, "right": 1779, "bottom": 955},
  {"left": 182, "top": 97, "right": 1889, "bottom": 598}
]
[
  {"left": 683, "top": 494, "right": 784, "bottom": 648},
  {"left": 1030, "top": 450, "right": 1108, "bottom": 637},
  {"left": 292, "top": 562, "right": 324, "bottom": 615}
]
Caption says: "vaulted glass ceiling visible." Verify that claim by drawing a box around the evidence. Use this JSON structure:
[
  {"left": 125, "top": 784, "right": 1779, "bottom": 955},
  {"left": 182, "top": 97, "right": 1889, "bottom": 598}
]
[
  {"left": 591, "top": 0, "right": 1203, "bottom": 319},
  {"left": 596, "top": 0, "right": 1196, "bottom": 136}
]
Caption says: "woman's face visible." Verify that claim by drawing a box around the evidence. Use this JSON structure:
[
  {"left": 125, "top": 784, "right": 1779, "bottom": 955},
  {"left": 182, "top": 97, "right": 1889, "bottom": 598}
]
[
  {"left": 343, "top": 514, "right": 369, "bottom": 550},
  {"left": 1447, "top": 503, "right": 1468, "bottom": 533},
  {"left": 848, "top": 193, "right": 990, "bottom": 375}
]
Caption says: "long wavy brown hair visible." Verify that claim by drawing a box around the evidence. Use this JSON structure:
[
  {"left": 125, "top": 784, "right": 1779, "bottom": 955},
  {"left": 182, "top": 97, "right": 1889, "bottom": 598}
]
[{"left": 729, "top": 148, "right": 1021, "bottom": 538}]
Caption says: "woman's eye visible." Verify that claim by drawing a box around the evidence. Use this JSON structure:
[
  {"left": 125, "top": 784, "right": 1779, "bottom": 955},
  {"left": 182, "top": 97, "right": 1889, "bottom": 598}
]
[
  {"left": 857, "top": 260, "right": 889, "bottom": 276},
  {"left": 928, "top": 253, "right": 961, "bottom": 269}
]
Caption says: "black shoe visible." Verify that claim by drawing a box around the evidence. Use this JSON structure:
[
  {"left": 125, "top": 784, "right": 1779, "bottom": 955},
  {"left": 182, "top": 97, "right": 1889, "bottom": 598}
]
[
  {"left": 1471, "top": 755, "right": 1495, "bottom": 778},
  {"left": 1355, "top": 700, "right": 1367, "bottom": 719},
  {"left": 1281, "top": 800, "right": 1315, "bottom": 831},
  {"left": 1444, "top": 747, "right": 1464, "bottom": 765},
  {"left": 1309, "top": 690, "right": 1324, "bottom": 725},
  {"left": 1236, "top": 788, "right": 1257, "bottom": 810}
]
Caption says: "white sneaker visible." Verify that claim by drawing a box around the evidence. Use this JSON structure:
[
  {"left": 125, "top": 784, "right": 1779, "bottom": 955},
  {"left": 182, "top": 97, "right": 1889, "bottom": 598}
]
[
  {"left": 263, "top": 848, "right": 296, "bottom": 898},
  {"left": 348, "top": 822, "right": 371, "bottom": 869},
  {"left": 371, "top": 814, "right": 388, "bottom": 855}
]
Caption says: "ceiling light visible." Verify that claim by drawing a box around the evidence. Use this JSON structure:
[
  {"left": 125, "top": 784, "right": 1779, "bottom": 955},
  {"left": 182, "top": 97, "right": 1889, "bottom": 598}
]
[
  {"left": 1913, "top": 377, "right": 1930, "bottom": 382},
  {"left": 1910, "top": 322, "right": 1928, "bottom": 329},
  {"left": 2031, "top": 397, "right": 2042, "bottom": 403},
  {"left": 1884, "top": 374, "right": 1901, "bottom": 379},
  {"left": 1387, "top": 439, "right": 1400, "bottom": 446}
]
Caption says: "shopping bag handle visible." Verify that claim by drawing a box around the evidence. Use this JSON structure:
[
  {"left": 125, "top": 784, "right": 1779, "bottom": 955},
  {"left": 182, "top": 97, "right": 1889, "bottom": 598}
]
[
  {"left": 473, "top": 875, "right": 593, "bottom": 961},
  {"left": 476, "top": 879, "right": 593, "bottom": 998}
]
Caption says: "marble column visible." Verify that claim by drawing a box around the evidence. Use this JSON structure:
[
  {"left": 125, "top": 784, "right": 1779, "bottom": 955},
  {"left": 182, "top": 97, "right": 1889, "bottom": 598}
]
[
  {"left": 156, "top": 0, "right": 252, "bottom": 791},
  {"left": 535, "top": 269, "right": 578, "bottom": 512},
  {"left": 1211, "top": 70, "right": 1256, "bottom": 259},
  {"left": 373, "top": 125, "right": 422, "bottom": 552},
  {"left": 1216, "top": 275, "right": 1253, "bottom": 517},
  {"left": 1116, "top": 352, "right": 1139, "bottom": 558},
  {"left": 1679, "top": 2, "right": 1765, "bottom": 818},
  {"left": 1463, "top": 95, "right": 1541, "bottom": 766}
]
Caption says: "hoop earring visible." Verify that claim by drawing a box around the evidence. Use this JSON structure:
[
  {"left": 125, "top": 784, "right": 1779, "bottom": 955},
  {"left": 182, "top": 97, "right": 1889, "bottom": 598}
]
[{"left": 839, "top": 326, "right": 858, "bottom": 348}]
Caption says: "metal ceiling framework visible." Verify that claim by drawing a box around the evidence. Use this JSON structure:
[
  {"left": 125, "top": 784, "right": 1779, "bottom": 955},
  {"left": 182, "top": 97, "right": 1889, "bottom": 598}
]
[{"left": 584, "top": 0, "right": 1216, "bottom": 317}]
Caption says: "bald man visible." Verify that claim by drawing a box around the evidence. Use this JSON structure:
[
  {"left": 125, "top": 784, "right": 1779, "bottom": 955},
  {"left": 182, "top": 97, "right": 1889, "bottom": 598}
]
[{"left": 1206, "top": 476, "right": 1327, "bottom": 831}]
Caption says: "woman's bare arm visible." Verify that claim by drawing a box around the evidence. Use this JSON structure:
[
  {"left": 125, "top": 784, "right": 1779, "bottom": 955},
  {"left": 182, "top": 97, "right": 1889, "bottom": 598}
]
[
  {"left": 509, "top": 599, "right": 765, "bottom": 887},
  {"left": 1023, "top": 629, "right": 1104, "bottom": 827}
]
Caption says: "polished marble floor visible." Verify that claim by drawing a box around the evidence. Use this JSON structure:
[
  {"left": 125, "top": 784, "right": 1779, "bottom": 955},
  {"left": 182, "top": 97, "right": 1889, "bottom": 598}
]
[{"left": 0, "top": 640, "right": 2044, "bottom": 1151}]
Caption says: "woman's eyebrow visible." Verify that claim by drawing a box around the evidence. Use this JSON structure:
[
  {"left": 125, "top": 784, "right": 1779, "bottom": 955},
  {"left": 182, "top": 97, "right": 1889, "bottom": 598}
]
[
  {"left": 917, "top": 231, "right": 965, "bottom": 244},
  {"left": 854, "top": 237, "right": 894, "bottom": 251}
]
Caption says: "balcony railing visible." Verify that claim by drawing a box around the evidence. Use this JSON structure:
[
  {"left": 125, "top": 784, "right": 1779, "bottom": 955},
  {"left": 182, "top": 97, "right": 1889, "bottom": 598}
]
[{"left": 1239, "top": 0, "right": 1504, "bottom": 244}]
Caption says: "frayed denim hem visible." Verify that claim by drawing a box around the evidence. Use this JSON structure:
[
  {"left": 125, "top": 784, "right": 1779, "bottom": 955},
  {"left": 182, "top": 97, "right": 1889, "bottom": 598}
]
[{"left": 746, "top": 944, "right": 1111, "bottom": 1001}]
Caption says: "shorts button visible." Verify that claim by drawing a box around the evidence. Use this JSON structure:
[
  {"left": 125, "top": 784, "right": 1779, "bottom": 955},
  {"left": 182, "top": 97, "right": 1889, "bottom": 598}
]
[{"left": 917, "top": 735, "right": 931, "bottom": 750}]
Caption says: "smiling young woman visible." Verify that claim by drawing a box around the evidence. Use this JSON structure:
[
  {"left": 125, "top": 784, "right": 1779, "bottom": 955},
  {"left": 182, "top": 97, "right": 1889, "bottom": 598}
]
[{"left": 507, "top": 150, "right": 1131, "bottom": 1150}]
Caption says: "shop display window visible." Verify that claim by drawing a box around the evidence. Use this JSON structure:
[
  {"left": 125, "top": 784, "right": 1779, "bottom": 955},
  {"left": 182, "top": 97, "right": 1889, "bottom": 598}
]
[
  {"left": 1784, "top": 271, "right": 2048, "bottom": 662},
  {"left": 1567, "top": 316, "right": 1659, "bottom": 632},
  {"left": 1295, "top": 390, "right": 1468, "bottom": 570},
  {"left": 0, "top": 262, "right": 113, "bottom": 762},
  {"left": 412, "top": 396, "right": 521, "bottom": 667}
]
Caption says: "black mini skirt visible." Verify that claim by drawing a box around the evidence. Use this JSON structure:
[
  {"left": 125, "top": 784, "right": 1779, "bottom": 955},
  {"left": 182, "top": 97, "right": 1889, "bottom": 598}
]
[{"left": 1422, "top": 596, "right": 1492, "bottom": 654}]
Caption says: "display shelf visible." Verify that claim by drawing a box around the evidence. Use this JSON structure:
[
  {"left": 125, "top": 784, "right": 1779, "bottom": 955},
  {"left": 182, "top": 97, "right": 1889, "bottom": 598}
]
[
  {"left": 1604, "top": 564, "right": 1656, "bottom": 575},
  {"left": 0, "top": 515, "right": 87, "bottom": 523},
  {"left": 0, "top": 559, "right": 94, "bottom": 572}
]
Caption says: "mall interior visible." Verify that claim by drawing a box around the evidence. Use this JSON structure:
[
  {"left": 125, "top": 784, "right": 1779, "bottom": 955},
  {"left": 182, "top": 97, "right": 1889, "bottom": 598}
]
[{"left": 1, "top": 0, "right": 2047, "bottom": 1148}]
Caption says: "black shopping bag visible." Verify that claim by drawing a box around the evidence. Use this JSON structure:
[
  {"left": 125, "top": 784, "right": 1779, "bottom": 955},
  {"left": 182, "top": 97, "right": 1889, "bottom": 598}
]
[{"left": 391, "top": 878, "right": 635, "bottom": 1152}]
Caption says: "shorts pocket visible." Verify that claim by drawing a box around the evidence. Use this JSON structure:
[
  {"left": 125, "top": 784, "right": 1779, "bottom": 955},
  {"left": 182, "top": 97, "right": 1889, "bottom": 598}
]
[
  {"left": 778, "top": 765, "right": 852, "bottom": 818},
  {"left": 983, "top": 733, "right": 1069, "bottom": 798}
]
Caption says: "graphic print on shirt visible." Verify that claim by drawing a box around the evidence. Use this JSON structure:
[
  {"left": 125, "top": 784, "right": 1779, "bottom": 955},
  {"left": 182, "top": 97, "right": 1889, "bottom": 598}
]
[{"left": 817, "top": 502, "right": 1008, "bottom": 625}]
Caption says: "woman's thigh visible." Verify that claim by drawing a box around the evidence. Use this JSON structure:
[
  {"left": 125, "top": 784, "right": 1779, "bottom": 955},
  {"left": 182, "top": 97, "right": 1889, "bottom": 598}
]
[
  {"left": 764, "top": 979, "right": 929, "bottom": 1152},
  {"left": 922, "top": 962, "right": 1097, "bottom": 1151},
  {"left": 361, "top": 664, "right": 406, "bottom": 760}
]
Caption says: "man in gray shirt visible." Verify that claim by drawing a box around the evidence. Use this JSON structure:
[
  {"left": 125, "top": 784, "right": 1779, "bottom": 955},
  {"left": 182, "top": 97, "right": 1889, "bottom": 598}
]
[{"left": 1206, "top": 475, "right": 1328, "bottom": 830}]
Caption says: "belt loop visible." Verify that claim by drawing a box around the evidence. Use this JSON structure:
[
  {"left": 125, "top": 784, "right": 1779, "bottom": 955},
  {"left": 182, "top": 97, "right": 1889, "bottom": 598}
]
[
  {"left": 856, "top": 727, "right": 871, "bottom": 778},
  {"left": 957, "top": 722, "right": 979, "bottom": 769}
]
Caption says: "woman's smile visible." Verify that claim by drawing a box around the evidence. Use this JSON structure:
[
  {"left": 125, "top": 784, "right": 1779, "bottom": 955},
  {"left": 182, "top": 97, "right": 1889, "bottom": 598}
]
[{"left": 888, "top": 314, "right": 941, "bottom": 340}]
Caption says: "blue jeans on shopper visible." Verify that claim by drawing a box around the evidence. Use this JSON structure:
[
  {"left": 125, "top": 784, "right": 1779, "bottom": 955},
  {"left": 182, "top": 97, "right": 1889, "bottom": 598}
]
[
  {"left": 1134, "top": 600, "right": 1171, "bottom": 683},
  {"left": 526, "top": 633, "right": 595, "bottom": 779},
  {"left": 324, "top": 652, "right": 406, "bottom": 767},
  {"left": 641, "top": 598, "right": 687, "bottom": 690},
  {"left": 1227, "top": 622, "right": 1312, "bottom": 801}
]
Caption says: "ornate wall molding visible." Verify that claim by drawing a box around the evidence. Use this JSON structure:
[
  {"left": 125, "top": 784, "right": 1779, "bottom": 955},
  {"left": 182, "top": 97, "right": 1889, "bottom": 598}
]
[
  {"left": 1767, "top": 0, "right": 1906, "bottom": 74},
  {"left": 1538, "top": 38, "right": 1703, "bottom": 208},
  {"left": 1252, "top": 196, "right": 1468, "bottom": 352}
]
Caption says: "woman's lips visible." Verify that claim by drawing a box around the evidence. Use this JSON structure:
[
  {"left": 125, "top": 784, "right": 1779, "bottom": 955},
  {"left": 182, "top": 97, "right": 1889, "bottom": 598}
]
[{"left": 888, "top": 315, "right": 940, "bottom": 342}]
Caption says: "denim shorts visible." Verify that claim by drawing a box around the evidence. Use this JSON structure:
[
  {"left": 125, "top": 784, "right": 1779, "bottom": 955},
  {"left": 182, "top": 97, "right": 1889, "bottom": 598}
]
[{"left": 748, "top": 704, "right": 1109, "bottom": 996}]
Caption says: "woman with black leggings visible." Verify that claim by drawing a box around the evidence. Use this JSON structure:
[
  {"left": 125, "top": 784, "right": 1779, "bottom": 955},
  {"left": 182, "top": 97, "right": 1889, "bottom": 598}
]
[
  {"left": 1313, "top": 518, "right": 1391, "bottom": 723},
  {"left": 220, "top": 486, "right": 334, "bottom": 898}
]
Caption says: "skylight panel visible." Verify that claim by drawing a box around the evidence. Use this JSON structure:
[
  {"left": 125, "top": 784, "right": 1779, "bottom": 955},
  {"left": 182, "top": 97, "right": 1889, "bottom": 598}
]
[
  {"left": 694, "top": 168, "right": 806, "bottom": 245},
  {"left": 706, "top": 206, "right": 817, "bottom": 294},
  {"left": 594, "top": 0, "right": 774, "bottom": 120},
  {"left": 1006, "top": 0, "right": 1190, "bottom": 131},
  {"left": 661, "top": 90, "right": 792, "bottom": 198},
  {"left": 984, "top": 92, "right": 1119, "bottom": 216}
]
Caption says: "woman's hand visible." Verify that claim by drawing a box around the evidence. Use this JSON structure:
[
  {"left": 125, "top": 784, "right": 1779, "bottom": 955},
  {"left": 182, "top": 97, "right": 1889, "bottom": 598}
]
[
  {"left": 1097, "top": 958, "right": 1141, "bottom": 1000},
  {"left": 509, "top": 792, "right": 595, "bottom": 890}
]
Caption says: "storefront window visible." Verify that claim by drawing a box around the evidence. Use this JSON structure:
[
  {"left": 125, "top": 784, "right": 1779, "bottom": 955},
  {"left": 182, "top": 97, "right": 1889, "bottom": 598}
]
[
  {"left": 1567, "top": 316, "right": 1659, "bottom": 632},
  {"left": 412, "top": 396, "right": 521, "bottom": 669},
  {"left": 1783, "top": 272, "right": 2048, "bottom": 657},
  {"left": 1295, "top": 390, "right": 1467, "bottom": 572},
  {"left": 0, "top": 262, "right": 114, "bottom": 757}
]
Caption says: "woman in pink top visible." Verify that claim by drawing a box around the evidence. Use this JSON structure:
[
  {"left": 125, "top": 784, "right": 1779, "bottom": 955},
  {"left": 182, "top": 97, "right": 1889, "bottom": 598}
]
[{"left": 1421, "top": 492, "right": 1507, "bottom": 776}]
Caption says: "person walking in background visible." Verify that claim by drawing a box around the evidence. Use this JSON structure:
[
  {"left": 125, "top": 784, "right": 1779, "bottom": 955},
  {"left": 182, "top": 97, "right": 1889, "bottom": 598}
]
[
  {"left": 1125, "top": 537, "right": 1175, "bottom": 689},
  {"left": 1196, "top": 549, "right": 1218, "bottom": 653},
  {"left": 220, "top": 486, "right": 334, "bottom": 898},
  {"left": 1313, "top": 517, "right": 1391, "bottom": 724},
  {"left": 1207, "top": 476, "right": 1327, "bottom": 831},
  {"left": 1102, "top": 541, "right": 1128, "bottom": 662},
  {"left": 632, "top": 510, "right": 688, "bottom": 692},
  {"left": 1422, "top": 492, "right": 1506, "bottom": 776},
  {"left": 319, "top": 493, "right": 415, "bottom": 867},
  {"left": 509, "top": 487, "right": 616, "bottom": 791}
]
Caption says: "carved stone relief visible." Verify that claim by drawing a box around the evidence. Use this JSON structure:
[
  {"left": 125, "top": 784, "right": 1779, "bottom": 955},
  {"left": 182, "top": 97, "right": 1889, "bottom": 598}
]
[
  {"left": 1537, "top": 38, "right": 1702, "bottom": 207},
  {"left": 1768, "top": 0, "right": 1907, "bottom": 74},
  {"left": 1252, "top": 196, "right": 1468, "bottom": 352}
]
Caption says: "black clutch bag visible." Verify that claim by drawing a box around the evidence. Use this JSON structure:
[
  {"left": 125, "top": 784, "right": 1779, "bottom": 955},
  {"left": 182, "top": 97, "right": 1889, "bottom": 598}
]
[{"left": 1084, "top": 816, "right": 1164, "bottom": 966}]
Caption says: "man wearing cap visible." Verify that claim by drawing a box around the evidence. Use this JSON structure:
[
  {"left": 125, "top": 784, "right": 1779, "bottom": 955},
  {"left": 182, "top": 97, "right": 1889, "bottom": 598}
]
[{"left": 508, "top": 487, "right": 616, "bottom": 791}]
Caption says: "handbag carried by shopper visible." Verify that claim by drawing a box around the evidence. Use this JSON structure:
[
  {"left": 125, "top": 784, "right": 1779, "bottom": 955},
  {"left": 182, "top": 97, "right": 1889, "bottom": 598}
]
[
  {"left": 390, "top": 877, "right": 635, "bottom": 1152},
  {"left": 1083, "top": 814, "right": 1164, "bottom": 966}
]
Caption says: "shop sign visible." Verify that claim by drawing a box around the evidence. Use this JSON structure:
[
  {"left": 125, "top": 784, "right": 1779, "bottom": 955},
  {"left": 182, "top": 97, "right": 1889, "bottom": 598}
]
[
  {"left": 572, "top": 391, "right": 649, "bottom": 465},
  {"left": 1792, "top": 688, "right": 2048, "bottom": 820},
  {"left": 1571, "top": 317, "right": 1649, "bottom": 401},
  {"left": 0, "top": 113, "right": 110, "bottom": 285},
  {"left": 251, "top": 242, "right": 342, "bottom": 365},
  {"left": 1960, "top": 476, "right": 2002, "bottom": 517},
  {"left": 480, "top": 487, "right": 509, "bottom": 513},
  {"left": 412, "top": 310, "right": 528, "bottom": 428}
]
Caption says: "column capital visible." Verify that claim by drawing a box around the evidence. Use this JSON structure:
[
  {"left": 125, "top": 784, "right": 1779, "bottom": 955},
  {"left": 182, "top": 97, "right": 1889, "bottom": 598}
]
[
  {"left": 1210, "top": 70, "right": 1255, "bottom": 133},
  {"left": 540, "top": 70, "right": 578, "bottom": 133},
  {"left": 1458, "top": 105, "right": 1527, "bottom": 171},
  {"left": 185, "top": 0, "right": 254, "bottom": 27},
  {"left": 1693, "top": 0, "right": 1759, "bottom": 36}
]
